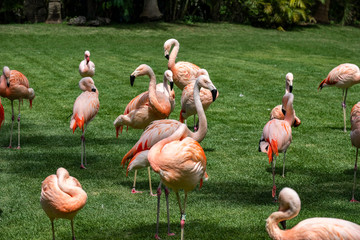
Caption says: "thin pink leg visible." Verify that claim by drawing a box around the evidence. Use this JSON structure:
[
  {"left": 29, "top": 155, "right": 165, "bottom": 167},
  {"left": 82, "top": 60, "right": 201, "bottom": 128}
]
[
  {"left": 155, "top": 182, "right": 162, "bottom": 240},
  {"left": 165, "top": 187, "right": 175, "bottom": 236}
]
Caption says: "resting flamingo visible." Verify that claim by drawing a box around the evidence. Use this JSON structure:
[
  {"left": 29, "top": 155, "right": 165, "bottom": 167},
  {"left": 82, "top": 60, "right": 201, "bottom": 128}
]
[
  {"left": 267, "top": 187, "right": 360, "bottom": 240},
  {"left": 70, "top": 77, "right": 100, "bottom": 169},
  {"left": 41, "top": 167, "right": 87, "bottom": 240},
  {"left": 259, "top": 93, "right": 294, "bottom": 200},
  {"left": 270, "top": 73, "right": 301, "bottom": 127},
  {"left": 350, "top": 102, "right": 360, "bottom": 202},
  {"left": 121, "top": 74, "right": 217, "bottom": 197},
  {"left": 180, "top": 69, "right": 219, "bottom": 130},
  {"left": 318, "top": 63, "right": 360, "bottom": 132},
  {"left": 113, "top": 64, "right": 172, "bottom": 136},
  {"left": 0, "top": 66, "right": 35, "bottom": 149},
  {"left": 79, "top": 50, "right": 95, "bottom": 77},
  {"left": 148, "top": 124, "right": 207, "bottom": 240},
  {"left": 0, "top": 97, "right": 4, "bottom": 129},
  {"left": 164, "top": 38, "right": 200, "bottom": 90}
]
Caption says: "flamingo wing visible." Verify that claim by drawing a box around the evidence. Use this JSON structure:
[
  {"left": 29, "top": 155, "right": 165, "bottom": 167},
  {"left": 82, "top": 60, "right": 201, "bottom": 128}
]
[{"left": 71, "top": 91, "right": 99, "bottom": 132}]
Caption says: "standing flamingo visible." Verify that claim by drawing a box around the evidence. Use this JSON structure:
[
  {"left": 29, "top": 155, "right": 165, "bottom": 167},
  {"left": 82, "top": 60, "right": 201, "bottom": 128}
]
[
  {"left": 0, "top": 66, "right": 35, "bottom": 149},
  {"left": 121, "top": 74, "right": 217, "bottom": 197},
  {"left": 148, "top": 124, "right": 207, "bottom": 240},
  {"left": 318, "top": 63, "right": 360, "bottom": 132},
  {"left": 41, "top": 167, "right": 87, "bottom": 240},
  {"left": 0, "top": 97, "right": 4, "bottom": 129},
  {"left": 113, "top": 64, "right": 172, "bottom": 136},
  {"left": 267, "top": 187, "right": 360, "bottom": 240},
  {"left": 70, "top": 77, "right": 99, "bottom": 169},
  {"left": 164, "top": 38, "right": 200, "bottom": 90},
  {"left": 350, "top": 102, "right": 360, "bottom": 202},
  {"left": 270, "top": 73, "right": 301, "bottom": 127},
  {"left": 156, "top": 70, "right": 175, "bottom": 113},
  {"left": 79, "top": 50, "right": 95, "bottom": 77},
  {"left": 259, "top": 93, "right": 294, "bottom": 200}
]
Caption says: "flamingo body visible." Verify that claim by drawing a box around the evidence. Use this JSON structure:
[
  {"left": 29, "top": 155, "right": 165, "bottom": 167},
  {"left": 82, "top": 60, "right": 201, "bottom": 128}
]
[{"left": 79, "top": 50, "right": 95, "bottom": 77}]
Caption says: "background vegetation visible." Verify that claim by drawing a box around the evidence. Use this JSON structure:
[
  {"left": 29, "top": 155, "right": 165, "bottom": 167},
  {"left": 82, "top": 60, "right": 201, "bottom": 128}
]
[{"left": 0, "top": 22, "right": 360, "bottom": 239}]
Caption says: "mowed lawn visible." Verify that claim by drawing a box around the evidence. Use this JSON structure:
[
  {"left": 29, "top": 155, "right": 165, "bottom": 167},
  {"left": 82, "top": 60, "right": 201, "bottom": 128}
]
[{"left": 0, "top": 22, "right": 360, "bottom": 239}]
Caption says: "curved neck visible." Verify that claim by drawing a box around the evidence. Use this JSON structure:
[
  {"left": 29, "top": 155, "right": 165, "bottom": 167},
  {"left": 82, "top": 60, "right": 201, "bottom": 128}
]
[
  {"left": 266, "top": 210, "right": 294, "bottom": 240},
  {"left": 148, "top": 70, "right": 169, "bottom": 115},
  {"left": 284, "top": 95, "right": 295, "bottom": 125},
  {"left": 163, "top": 76, "right": 170, "bottom": 96},
  {"left": 168, "top": 39, "right": 179, "bottom": 70},
  {"left": 285, "top": 82, "right": 290, "bottom": 94},
  {"left": 57, "top": 172, "right": 81, "bottom": 197}
]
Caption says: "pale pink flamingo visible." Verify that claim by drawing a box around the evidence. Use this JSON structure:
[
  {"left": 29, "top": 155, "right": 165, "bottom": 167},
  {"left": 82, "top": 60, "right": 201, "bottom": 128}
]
[
  {"left": 267, "top": 187, "right": 360, "bottom": 240},
  {"left": 156, "top": 70, "right": 175, "bottom": 113},
  {"left": 121, "top": 74, "right": 216, "bottom": 196},
  {"left": 270, "top": 73, "right": 301, "bottom": 127},
  {"left": 180, "top": 69, "right": 219, "bottom": 130},
  {"left": 41, "top": 167, "right": 87, "bottom": 240},
  {"left": 0, "top": 97, "right": 4, "bottom": 129},
  {"left": 70, "top": 77, "right": 100, "bottom": 169},
  {"left": 350, "top": 102, "right": 360, "bottom": 202},
  {"left": 79, "top": 50, "right": 95, "bottom": 77},
  {"left": 259, "top": 93, "right": 294, "bottom": 200},
  {"left": 113, "top": 64, "right": 172, "bottom": 136},
  {"left": 318, "top": 63, "right": 360, "bottom": 132},
  {"left": 164, "top": 38, "right": 200, "bottom": 90},
  {"left": 148, "top": 123, "right": 207, "bottom": 240},
  {"left": 0, "top": 66, "right": 35, "bottom": 149}
]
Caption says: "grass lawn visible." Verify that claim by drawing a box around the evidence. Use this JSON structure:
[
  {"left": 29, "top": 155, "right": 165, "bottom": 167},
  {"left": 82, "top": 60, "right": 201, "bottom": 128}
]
[{"left": 0, "top": 22, "right": 360, "bottom": 239}]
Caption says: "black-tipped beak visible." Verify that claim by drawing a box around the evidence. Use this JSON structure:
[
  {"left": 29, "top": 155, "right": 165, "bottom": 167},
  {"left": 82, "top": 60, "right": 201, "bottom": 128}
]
[
  {"left": 165, "top": 54, "right": 169, "bottom": 60},
  {"left": 170, "top": 82, "right": 174, "bottom": 90},
  {"left": 211, "top": 89, "right": 217, "bottom": 102},
  {"left": 91, "top": 88, "right": 96, "bottom": 92},
  {"left": 281, "top": 108, "right": 286, "bottom": 116},
  {"left": 6, "top": 82, "right": 10, "bottom": 87},
  {"left": 289, "top": 85, "right": 293, "bottom": 93},
  {"left": 130, "top": 75, "right": 135, "bottom": 86},
  {"left": 280, "top": 220, "right": 286, "bottom": 229}
]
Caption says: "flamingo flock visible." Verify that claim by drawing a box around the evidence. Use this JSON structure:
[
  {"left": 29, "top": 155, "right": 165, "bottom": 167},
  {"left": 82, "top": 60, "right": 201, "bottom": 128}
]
[{"left": 0, "top": 38, "right": 359, "bottom": 240}]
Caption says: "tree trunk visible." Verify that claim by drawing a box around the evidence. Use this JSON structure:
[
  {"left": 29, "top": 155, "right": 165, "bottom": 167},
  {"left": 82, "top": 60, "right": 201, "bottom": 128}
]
[
  {"left": 87, "top": 0, "right": 96, "bottom": 20},
  {"left": 45, "top": 0, "right": 62, "bottom": 24},
  {"left": 314, "top": 0, "right": 330, "bottom": 24},
  {"left": 140, "top": 0, "right": 163, "bottom": 20}
]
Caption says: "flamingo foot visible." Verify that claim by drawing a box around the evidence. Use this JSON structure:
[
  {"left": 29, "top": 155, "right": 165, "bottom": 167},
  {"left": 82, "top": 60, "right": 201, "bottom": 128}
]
[
  {"left": 272, "top": 185, "right": 277, "bottom": 199},
  {"left": 131, "top": 188, "right": 142, "bottom": 194},
  {"left": 281, "top": 174, "right": 285, "bottom": 178},
  {"left": 342, "top": 102, "right": 347, "bottom": 108},
  {"left": 168, "top": 232, "right": 175, "bottom": 236},
  {"left": 150, "top": 193, "right": 157, "bottom": 197},
  {"left": 80, "top": 164, "right": 86, "bottom": 169},
  {"left": 180, "top": 219, "right": 185, "bottom": 229},
  {"left": 16, "top": 146, "right": 21, "bottom": 150},
  {"left": 155, "top": 234, "right": 161, "bottom": 240},
  {"left": 350, "top": 198, "right": 359, "bottom": 203},
  {"left": 7, "top": 145, "right": 12, "bottom": 149}
]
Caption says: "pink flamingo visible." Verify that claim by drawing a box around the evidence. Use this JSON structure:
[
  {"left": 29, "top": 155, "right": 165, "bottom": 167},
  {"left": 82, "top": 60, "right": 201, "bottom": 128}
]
[
  {"left": 79, "top": 50, "right": 95, "bottom": 77},
  {"left": 350, "top": 102, "right": 360, "bottom": 202},
  {"left": 121, "top": 74, "right": 216, "bottom": 196},
  {"left": 70, "top": 77, "right": 99, "bottom": 169},
  {"left": 148, "top": 123, "right": 207, "bottom": 240},
  {"left": 318, "top": 63, "right": 360, "bottom": 132},
  {"left": 164, "top": 38, "right": 200, "bottom": 90},
  {"left": 113, "top": 64, "right": 172, "bottom": 136},
  {"left": 0, "top": 97, "right": 4, "bottom": 129},
  {"left": 267, "top": 187, "right": 360, "bottom": 240},
  {"left": 259, "top": 93, "right": 294, "bottom": 200},
  {"left": 41, "top": 167, "right": 87, "bottom": 240},
  {"left": 0, "top": 66, "right": 35, "bottom": 149},
  {"left": 270, "top": 73, "right": 301, "bottom": 127},
  {"left": 156, "top": 70, "right": 175, "bottom": 113}
]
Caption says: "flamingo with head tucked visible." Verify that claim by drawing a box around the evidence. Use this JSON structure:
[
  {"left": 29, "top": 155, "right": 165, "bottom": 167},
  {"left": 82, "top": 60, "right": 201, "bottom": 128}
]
[
  {"left": 267, "top": 187, "right": 360, "bottom": 240},
  {"left": 318, "top": 63, "right": 360, "bottom": 132},
  {"left": 164, "top": 38, "right": 200, "bottom": 90},
  {"left": 0, "top": 66, "right": 35, "bottom": 149},
  {"left": 70, "top": 77, "right": 99, "bottom": 169},
  {"left": 41, "top": 167, "right": 87, "bottom": 240},
  {"left": 79, "top": 50, "right": 95, "bottom": 77}
]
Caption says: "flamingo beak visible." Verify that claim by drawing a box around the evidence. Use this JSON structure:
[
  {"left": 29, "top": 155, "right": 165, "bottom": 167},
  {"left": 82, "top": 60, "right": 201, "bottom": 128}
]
[
  {"left": 281, "top": 108, "right": 286, "bottom": 116},
  {"left": 280, "top": 220, "right": 286, "bottom": 229},
  {"left": 29, "top": 99, "right": 33, "bottom": 109},
  {"left": 116, "top": 126, "right": 120, "bottom": 138},
  {"left": 165, "top": 54, "right": 169, "bottom": 60},
  {"left": 170, "top": 81, "right": 174, "bottom": 90},
  {"left": 86, "top": 56, "right": 90, "bottom": 63},
  {"left": 91, "top": 87, "right": 96, "bottom": 92},
  {"left": 130, "top": 75, "right": 135, "bottom": 86},
  {"left": 211, "top": 89, "right": 217, "bottom": 102},
  {"left": 289, "top": 85, "right": 293, "bottom": 93}
]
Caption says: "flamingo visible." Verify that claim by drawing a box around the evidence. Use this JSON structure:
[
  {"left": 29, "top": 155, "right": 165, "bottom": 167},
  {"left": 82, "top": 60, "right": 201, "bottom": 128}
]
[
  {"left": 259, "top": 93, "right": 294, "bottom": 200},
  {"left": 318, "top": 63, "right": 360, "bottom": 132},
  {"left": 113, "top": 64, "right": 172, "bottom": 136},
  {"left": 156, "top": 70, "right": 175, "bottom": 113},
  {"left": 148, "top": 123, "right": 207, "bottom": 240},
  {"left": 180, "top": 69, "right": 219, "bottom": 130},
  {"left": 270, "top": 73, "right": 301, "bottom": 127},
  {"left": 79, "top": 50, "right": 95, "bottom": 77},
  {"left": 0, "top": 66, "right": 35, "bottom": 149},
  {"left": 267, "top": 187, "right": 360, "bottom": 240},
  {"left": 350, "top": 102, "right": 360, "bottom": 202},
  {"left": 70, "top": 77, "right": 100, "bottom": 169},
  {"left": 164, "top": 38, "right": 200, "bottom": 90},
  {"left": 121, "top": 74, "right": 217, "bottom": 197},
  {"left": 0, "top": 97, "right": 4, "bottom": 129},
  {"left": 41, "top": 167, "right": 87, "bottom": 240}
]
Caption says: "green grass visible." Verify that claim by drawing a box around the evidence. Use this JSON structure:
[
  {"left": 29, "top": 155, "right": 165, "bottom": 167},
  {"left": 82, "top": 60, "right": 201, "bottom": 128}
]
[{"left": 0, "top": 22, "right": 360, "bottom": 239}]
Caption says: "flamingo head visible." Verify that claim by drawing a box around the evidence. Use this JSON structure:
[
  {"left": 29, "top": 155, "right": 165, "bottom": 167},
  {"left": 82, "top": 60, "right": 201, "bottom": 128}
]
[
  {"left": 197, "top": 74, "right": 218, "bottom": 102},
  {"left": 285, "top": 72, "right": 293, "bottom": 93},
  {"left": 164, "top": 70, "right": 173, "bottom": 90},
  {"left": 164, "top": 39, "right": 177, "bottom": 60},
  {"left": 130, "top": 64, "right": 152, "bottom": 86},
  {"left": 3, "top": 66, "right": 10, "bottom": 87},
  {"left": 84, "top": 50, "right": 90, "bottom": 63}
]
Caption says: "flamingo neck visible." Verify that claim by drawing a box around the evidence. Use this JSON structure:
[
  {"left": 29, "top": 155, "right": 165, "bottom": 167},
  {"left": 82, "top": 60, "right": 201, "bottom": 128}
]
[
  {"left": 285, "top": 82, "right": 290, "bottom": 94},
  {"left": 266, "top": 212, "right": 285, "bottom": 240},
  {"left": 57, "top": 171, "right": 82, "bottom": 197},
  {"left": 190, "top": 80, "right": 207, "bottom": 143},
  {"left": 162, "top": 76, "right": 170, "bottom": 96},
  {"left": 168, "top": 39, "right": 179, "bottom": 70},
  {"left": 284, "top": 96, "right": 295, "bottom": 125},
  {"left": 148, "top": 70, "right": 169, "bottom": 116}
]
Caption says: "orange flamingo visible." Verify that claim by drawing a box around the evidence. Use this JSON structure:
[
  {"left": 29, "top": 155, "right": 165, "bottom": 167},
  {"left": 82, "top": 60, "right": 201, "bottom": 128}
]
[
  {"left": 70, "top": 77, "right": 99, "bottom": 169},
  {"left": 79, "top": 50, "right": 95, "bottom": 77},
  {"left": 350, "top": 102, "right": 360, "bottom": 202},
  {"left": 148, "top": 124, "right": 207, "bottom": 240},
  {"left": 267, "top": 187, "right": 360, "bottom": 240},
  {"left": 41, "top": 167, "right": 87, "bottom": 240},
  {"left": 318, "top": 63, "right": 360, "bottom": 132},
  {"left": 270, "top": 73, "right": 301, "bottom": 127},
  {"left": 180, "top": 69, "right": 219, "bottom": 130},
  {"left": 122, "top": 74, "right": 217, "bottom": 196},
  {"left": 113, "top": 64, "right": 172, "bottom": 136},
  {"left": 0, "top": 66, "right": 35, "bottom": 149},
  {"left": 164, "top": 38, "right": 200, "bottom": 90},
  {"left": 259, "top": 93, "right": 294, "bottom": 200},
  {"left": 0, "top": 97, "right": 4, "bottom": 129}
]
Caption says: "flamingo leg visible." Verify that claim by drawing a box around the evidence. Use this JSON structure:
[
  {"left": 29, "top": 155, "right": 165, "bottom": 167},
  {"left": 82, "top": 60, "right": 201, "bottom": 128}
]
[
  {"left": 83, "top": 124, "right": 87, "bottom": 166},
  {"left": 80, "top": 133, "right": 85, "bottom": 169},
  {"left": 342, "top": 88, "right": 348, "bottom": 132},
  {"left": 51, "top": 220, "right": 55, "bottom": 240},
  {"left": 351, "top": 148, "right": 359, "bottom": 202},
  {"left": 71, "top": 219, "right": 76, "bottom": 240},
  {"left": 131, "top": 170, "right": 142, "bottom": 193},
  {"left": 155, "top": 182, "right": 162, "bottom": 240},
  {"left": 176, "top": 191, "right": 187, "bottom": 240},
  {"left": 282, "top": 151, "right": 286, "bottom": 178},
  {"left": 148, "top": 167, "right": 156, "bottom": 196},
  {"left": 165, "top": 187, "right": 175, "bottom": 236},
  {"left": 272, "top": 156, "right": 277, "bottom": 201},
  {"left": 16, "top": 101, "right": 21, "bottom": 149},
  {"left": 8, "top": 100, "right": 14, "bottom": 148}
]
